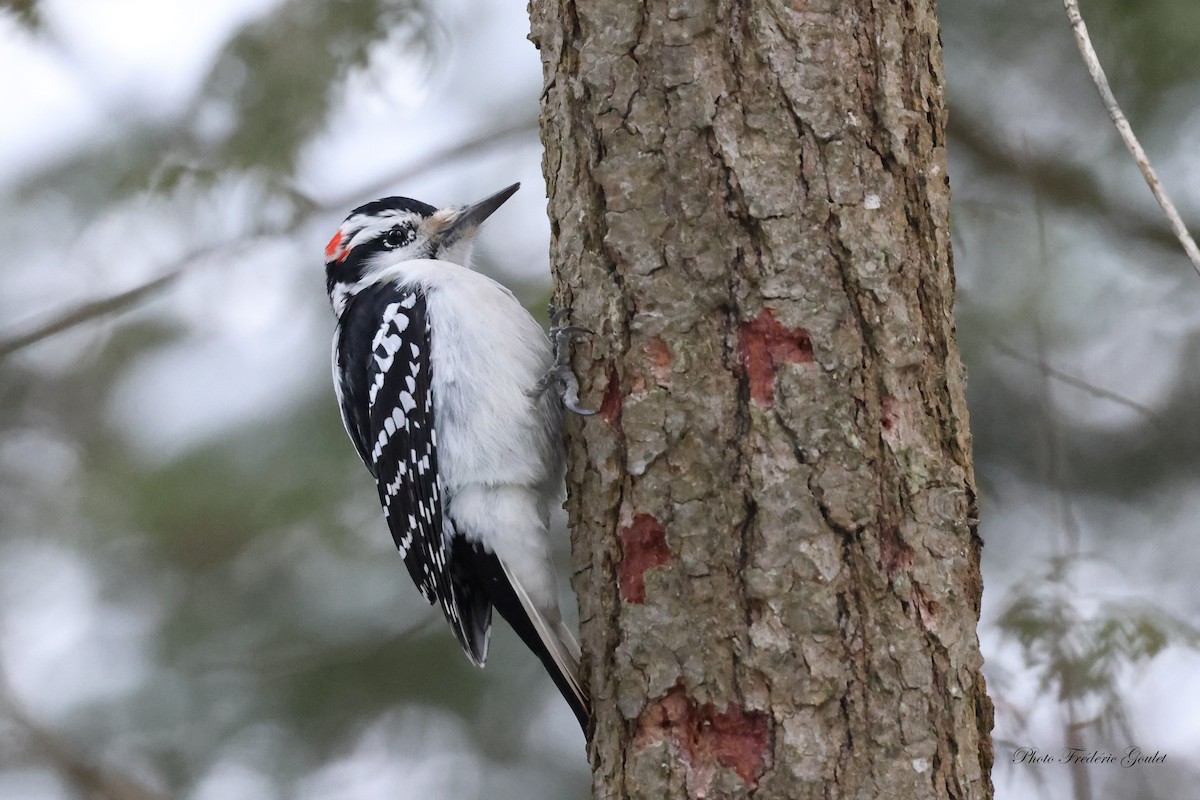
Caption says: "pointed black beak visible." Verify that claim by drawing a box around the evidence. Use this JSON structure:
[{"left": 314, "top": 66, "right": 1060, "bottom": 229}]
[{"left": 437, "top": 182, "right": 520, "bottom": 246}]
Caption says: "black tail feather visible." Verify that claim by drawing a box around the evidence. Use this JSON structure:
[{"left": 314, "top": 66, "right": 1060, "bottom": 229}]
[
  {"left": 446, "top": 543, "right": 493, "bottom": 665},
  {"left": 450, "top": 538, "right": 590, "bottom": 731}
]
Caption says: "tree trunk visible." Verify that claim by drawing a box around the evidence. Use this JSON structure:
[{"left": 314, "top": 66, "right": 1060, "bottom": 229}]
[{"left": 528, "top": 1, "right": 994, "bottom": 798}]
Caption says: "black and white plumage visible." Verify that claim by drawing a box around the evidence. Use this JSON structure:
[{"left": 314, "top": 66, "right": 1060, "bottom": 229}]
[{"left": 325, "top": 183, "right": 589, "bottom": 729}]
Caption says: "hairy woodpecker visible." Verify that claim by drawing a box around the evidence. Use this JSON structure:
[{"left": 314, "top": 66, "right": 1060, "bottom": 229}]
[{"left": 324, "top": 183, "right": 590, "bottom": 729}]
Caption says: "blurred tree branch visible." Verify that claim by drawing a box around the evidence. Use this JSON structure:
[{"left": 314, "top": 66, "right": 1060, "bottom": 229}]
[
  {"left": 11, "top": 0, "right": 433, "bottom": 203},
  {"left": 325, "top": 116, "right": 537, "bottom": 210},
  {"left": 949, "top": 112, "right": 1199, "bottom": 257},
  {"left": 0, "top": 0, "right": 39, "bottom": 28},
  {"left": 0, "top": 118, "right": 537, "bottom": 359},
  {"left": 0, "top": 269, "right": 184, "bottom": 360},
  {"left": 1062, "top": 0, "right": 1200, "bottom": 275},
  {"left": 990, "top": 340, "right": 1164, "bottom": 429},
  {"left": 0, "top": 670, "right": 164, "bottom": 800}
]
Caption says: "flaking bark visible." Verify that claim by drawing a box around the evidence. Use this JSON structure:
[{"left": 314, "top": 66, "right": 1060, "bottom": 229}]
[{"left": 529, "top": 0, "right": 994, "bottom": 797}]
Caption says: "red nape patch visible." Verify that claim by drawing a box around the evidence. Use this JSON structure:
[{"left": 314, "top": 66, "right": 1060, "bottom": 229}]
[
  {"left": 737, "top": 308, "right": 814, "bottom": 407},
  {"left": 324, "top": 230, "right": 344, "bottom": 261},
  {"left": 634, "top": 684, "right": 771, "bottom": 788},
  {"left": 599, "top": 363, "right": 622, "bottom": 424},
  {"left": 618, "top": 513, "right": 670, "bottom": 604}
]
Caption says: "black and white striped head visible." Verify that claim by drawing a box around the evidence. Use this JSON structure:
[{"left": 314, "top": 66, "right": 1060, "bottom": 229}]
[{"left": 324, "top": 182, "right": 519, "bottom": 317}]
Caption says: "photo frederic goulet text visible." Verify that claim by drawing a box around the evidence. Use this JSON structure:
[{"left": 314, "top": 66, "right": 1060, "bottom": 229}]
[{"left": 1012, "top": 747, "right": 1167, "bottom": 768}]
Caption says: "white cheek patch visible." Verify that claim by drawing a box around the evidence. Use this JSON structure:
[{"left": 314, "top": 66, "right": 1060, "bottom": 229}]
[
  {"left": 331, "top": 209, "right": 427, "bottom": 272},
  {"left": 348, "top": 218, "right": 394, "bottom": 251}
]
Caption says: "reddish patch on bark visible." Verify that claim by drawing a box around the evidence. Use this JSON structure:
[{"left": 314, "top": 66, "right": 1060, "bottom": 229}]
[
  {"left": 599, "top": 363, "right": 622, "bottom": 424},
  {"left": 629, "top": 370, "right": 647, "bottom": 397},
  {"left": 618, "top": 514, "right": 670, "bottom": 604},
  {"left": 880, "top": 523, "right": 915, "bottom": 581},
  {"left": 912, "top": 582, "right": 941, "bottom": 632},
  {"left": 706, "top": 705, "right": 772, "bottom": 786},
  {"left": 634, "top": 683, "right": 771, "bottom": 788},
  {"left": 645, "top": 337, "right": 673, "bottom": 386},
  {"left": 880, "top": 394, "right": 898, "bottom": 431},
  {"left": 737, "top": 308, "right": 813, "bottom": 407}
]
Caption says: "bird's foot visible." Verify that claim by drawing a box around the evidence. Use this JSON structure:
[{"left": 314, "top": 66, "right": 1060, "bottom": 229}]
[{"left": 532, "top": 305, "right": 597, "bottom": 416}]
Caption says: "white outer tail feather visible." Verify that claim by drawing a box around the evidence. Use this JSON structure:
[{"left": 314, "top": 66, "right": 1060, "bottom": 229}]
[{"left": 498, "top": 557, "right": 587, "bottom": 714}]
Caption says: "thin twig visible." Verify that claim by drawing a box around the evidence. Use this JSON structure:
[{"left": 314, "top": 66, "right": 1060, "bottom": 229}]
[
  {"left": 1062, "top": 0, "right": 1200, "bottom": 276},
  {"left": 0, "top": 119, "right": 540, "bottom": 358},
  {"left": 991, "top": 341, "right": 1163, "bottom": 428}
]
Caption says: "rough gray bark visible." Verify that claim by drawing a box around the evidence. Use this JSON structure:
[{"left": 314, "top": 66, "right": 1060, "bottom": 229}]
[{"left": 529, "top": 1, "right": 994, "bottom": 798}]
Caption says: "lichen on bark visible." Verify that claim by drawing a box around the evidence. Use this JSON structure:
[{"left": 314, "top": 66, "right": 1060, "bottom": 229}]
[{"left": 529, "top": 0, "right": 994, "bottom": 797}]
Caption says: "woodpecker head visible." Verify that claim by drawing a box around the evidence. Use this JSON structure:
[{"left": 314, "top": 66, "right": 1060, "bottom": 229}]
[{"left": 324, "top": 182, "right": 520, "bottom": 317}]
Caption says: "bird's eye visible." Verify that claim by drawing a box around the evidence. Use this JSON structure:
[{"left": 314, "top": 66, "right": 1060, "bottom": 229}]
[{"left": 381, "top": 225, "right": 414, "bottom": 249}]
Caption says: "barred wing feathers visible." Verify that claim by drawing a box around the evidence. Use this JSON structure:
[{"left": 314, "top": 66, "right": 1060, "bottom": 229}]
[{"left": 334, "top": 284, "right": 490, "bottom": 664}]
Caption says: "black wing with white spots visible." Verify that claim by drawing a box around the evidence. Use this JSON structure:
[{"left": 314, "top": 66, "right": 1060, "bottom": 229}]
[{"left": 334, "top": 284, "right": 489, "bottom": 663}]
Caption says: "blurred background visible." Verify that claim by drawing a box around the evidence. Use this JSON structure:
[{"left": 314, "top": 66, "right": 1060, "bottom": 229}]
[{"left": 0, "top": 1, "right": 1197, "bottom": 798}]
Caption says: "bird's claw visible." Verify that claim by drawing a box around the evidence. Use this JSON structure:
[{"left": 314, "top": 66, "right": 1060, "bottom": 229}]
[
  {"left": 548, "top": 304, "right": 572, "bottom": 330},
  {"left": 537, "top": 305, "right": 598, "bottom": 415}
]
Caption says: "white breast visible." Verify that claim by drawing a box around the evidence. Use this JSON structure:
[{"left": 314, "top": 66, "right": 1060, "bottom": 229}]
[{"left": 380, "top": 259, "right": 562, "bottom": 496}]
